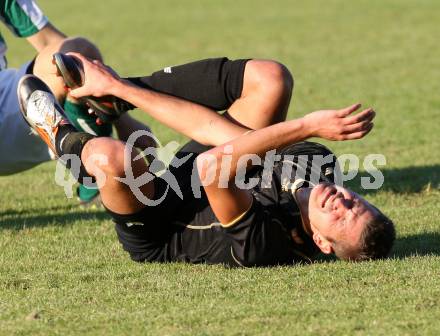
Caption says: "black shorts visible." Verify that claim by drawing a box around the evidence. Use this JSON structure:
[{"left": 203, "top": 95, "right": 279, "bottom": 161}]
[
  {"left": 107, "top": 140, "right": 202, "bottom": 262},
  {"left": 111, "top": 57, "right": 250, "bottom": 262},
  {"left": 126, "top": 57, "right": 250, "bottom": 111}
]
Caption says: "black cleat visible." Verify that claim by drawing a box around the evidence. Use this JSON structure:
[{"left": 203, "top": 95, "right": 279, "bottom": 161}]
[{"left": 53, "top": 52, "right": 134, "bottom": 123}]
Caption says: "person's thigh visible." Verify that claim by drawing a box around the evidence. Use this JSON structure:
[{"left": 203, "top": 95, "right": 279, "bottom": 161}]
[{"left": 0, "top": 63, "right": 51, "bottom": 175}]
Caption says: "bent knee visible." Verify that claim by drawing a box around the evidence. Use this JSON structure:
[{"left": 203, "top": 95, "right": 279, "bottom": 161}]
[
  {"left": 35, "top": 36, "right": 102, "bottom": 70},
  {"left": 244, "top": 60, "right": 294, "bottom": 99},
  {"left": 82, "top": 138, "right": 126, "bottom": 178},
  {"left": 33, "top": 36, "right": 102, "bottom": 102}
]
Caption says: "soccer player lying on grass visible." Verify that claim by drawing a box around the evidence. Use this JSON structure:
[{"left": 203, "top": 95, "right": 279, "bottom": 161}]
[{"left": 18, "top": 54, "right": 395, "bottom": 266}]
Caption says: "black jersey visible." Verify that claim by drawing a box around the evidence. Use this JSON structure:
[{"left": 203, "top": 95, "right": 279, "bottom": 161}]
[{"left": 111, "top": 141, "right": 339, "bottom": 267}]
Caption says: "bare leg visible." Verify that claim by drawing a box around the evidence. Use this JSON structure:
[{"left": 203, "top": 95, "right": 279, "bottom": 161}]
[
  {"left": 33, "top": 38, "right": 154, "bottom": 149},
  {"left": 226, "top": 60, "right": 294, "bottom": 129},
  {"left": 32, "top": 37, "right": 103, "bottom": 103},
  {"left": 31, "top": 37, "right": 159, "bottom": 213},
  {"left": 81, "top": 137, "right": 154, "bottom": 214}
]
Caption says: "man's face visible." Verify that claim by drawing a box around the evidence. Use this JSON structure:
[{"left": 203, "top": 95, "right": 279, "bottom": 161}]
[{"left": 308, "top": 183, "right": 377, "bottom": 256}]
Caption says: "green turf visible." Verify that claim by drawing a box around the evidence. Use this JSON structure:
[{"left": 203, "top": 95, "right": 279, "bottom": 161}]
[{"left": 1, "top": 0, "right": 439, "bottom": 335}]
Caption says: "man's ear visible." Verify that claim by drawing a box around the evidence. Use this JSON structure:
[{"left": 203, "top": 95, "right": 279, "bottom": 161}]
[{"left": 313, "top": 232, "right": 333, "bottom": 255}]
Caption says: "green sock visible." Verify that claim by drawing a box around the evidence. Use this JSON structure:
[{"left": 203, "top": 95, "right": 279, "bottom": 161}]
[
  {"left": 76, "top": 184, "right": 99, "bottom": 202},
  {"left": 63, "top": 99, "right": 112, "bottom": 136},
  {"left": 63, "top": 100, "right": 112, "bottom": 202}
]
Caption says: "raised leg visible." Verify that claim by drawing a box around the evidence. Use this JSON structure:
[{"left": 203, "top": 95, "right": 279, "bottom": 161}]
[
  {"left": 127, "top": 57, "right": 293, "bottom": 131},
  {"left": 226, "top": 60, "right": 294, "bottom": 129}
]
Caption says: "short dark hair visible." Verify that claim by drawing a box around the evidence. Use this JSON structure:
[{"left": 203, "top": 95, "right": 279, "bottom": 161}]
[
  {"left": 332, "top": 209, "right": 396, "bottom": 261},
  {"left": 356, "top": 210, "right": 396, "bottom": 261}
]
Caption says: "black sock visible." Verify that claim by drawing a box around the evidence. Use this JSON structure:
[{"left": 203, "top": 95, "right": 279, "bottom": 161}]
[
  {"left": 55, "top": 124, "right": 77, "bottom": 157},
  {"left": 55, "top": 124, "right": 97, "bottom": 158},
  {"left": 55, "top": 125, "right": 96, "bottom": 183}
]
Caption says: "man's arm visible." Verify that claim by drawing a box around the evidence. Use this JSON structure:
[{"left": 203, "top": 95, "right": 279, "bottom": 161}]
[
  {"left": 197, "top": 104, "right": 375, "bottom": 224},
  {"left": 65, "top": 53, "right": 374, "bottom": 224},
  {"left": 26, "top": 22, "right": 65, "bottom": 52},
  {"left": 68, "top": 53, "right": 250, "bottom": 146},
  {"left": 0, "top": 0, "right": 65, "bottom": 52},
  {"left": 112, "top": 79, "right": 249, "bottom": 146}
]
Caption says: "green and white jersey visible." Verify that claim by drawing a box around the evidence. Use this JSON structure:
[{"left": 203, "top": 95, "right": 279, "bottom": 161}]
[{"left": 0, "top": 0, "right": 48, "bottom": 70}]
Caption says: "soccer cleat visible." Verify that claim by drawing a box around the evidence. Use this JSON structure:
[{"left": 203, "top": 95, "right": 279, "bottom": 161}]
[
  {"left": 17, "top": 74, "right": 70, "bottom": 157},
  {"left": 53, "top": 52, "right": 133, "bottom": 123}
]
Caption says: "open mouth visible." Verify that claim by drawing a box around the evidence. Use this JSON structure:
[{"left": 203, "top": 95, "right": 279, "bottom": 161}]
[{"left": 320, "top": 185, "right": 337, "bottom": 208}]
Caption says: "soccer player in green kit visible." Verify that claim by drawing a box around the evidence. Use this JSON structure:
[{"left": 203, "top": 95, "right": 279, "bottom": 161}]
[{"left": 0, "top": 0, "right": 132, "bottom": 206}]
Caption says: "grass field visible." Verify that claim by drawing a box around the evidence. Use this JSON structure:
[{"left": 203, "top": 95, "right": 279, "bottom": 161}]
[{"left": 1, "top": 0, "right": 439, "bottom": 335}]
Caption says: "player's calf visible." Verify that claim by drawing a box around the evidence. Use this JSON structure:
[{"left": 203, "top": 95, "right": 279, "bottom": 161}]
[
  {"left": 32, "top": 37, "right": 115, "bottom": 206},
  {"left": 32, "top": 37, "right": 102, "bottom": 103},
  {"left": 18, "top": 75, "right": 153, "bottom": 214}
]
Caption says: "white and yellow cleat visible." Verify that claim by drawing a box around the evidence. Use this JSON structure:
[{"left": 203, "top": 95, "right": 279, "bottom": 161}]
[{"left": 17, "top": 75, "right": 71, "bottom": 157}]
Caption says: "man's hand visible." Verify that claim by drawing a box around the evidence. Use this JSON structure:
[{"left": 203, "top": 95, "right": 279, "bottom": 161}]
[
  {"left": 303, "top": 103, "right": 375, "bottom": 141},
  {"left": 66, "top": 52, "right": 121, "bottom": 99}
]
